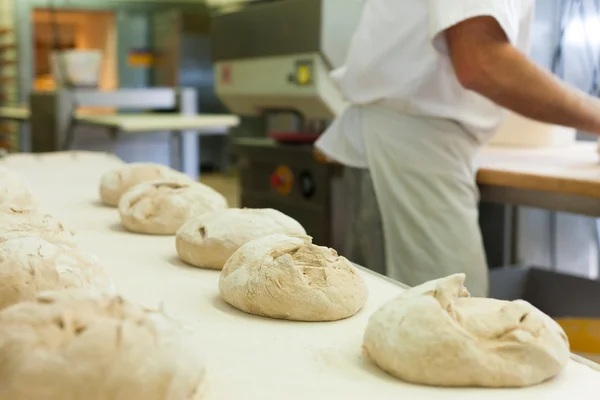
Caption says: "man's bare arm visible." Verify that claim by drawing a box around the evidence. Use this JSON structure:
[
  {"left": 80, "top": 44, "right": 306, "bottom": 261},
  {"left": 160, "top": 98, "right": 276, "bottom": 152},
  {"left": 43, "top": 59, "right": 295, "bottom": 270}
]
[{"left": 445, "top": 16, "right": 600, "bottom": 135}]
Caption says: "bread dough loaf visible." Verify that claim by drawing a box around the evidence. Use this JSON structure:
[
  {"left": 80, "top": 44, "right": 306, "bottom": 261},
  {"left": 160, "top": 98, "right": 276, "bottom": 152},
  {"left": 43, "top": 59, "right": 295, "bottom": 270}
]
[
  {"left": 363, "top": 274, "right": 570, "bottom": 388},
  {"left": 0, "top": 290, "right": 206, "bottom": 400},
  {"left": 99, "top": 163, "right": 192, "bottom": 207},
  {"left": 0, "top": 237, "right": 115, "bottom": 310},
  {"left": 219, "top": 234, "right": 368, "bottom": 321},
  {"left": 119, "top": 180, "right": 228, "bottom": 235},
  {"left": 0, "top": 205, "right": 76, "bottom": 247},
  {"left": 0, "top": 166, "right": 38, "bottom": 207},
  {"left": 176, "top": 208, "right": 306, "bottom": 270}
]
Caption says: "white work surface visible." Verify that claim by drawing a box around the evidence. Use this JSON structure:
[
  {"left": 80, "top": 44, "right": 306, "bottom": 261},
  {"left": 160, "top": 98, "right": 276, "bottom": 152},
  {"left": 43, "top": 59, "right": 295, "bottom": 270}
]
[
  {"left": 0, "top": 106, "right": 30, "bottom": 121},
  {"left": 1, "top": 151, "right": 599, "bottom": 400},
  {"left": 77, "top": 113, "right": 240, "bottom": 133}
]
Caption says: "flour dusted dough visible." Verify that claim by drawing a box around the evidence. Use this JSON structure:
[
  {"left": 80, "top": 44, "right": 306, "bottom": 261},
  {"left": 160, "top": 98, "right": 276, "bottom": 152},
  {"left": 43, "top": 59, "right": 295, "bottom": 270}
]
[
  {"left": 176, "top": 208, "right": 306, "bottom": 270},
  {"left": 363, "top": 274, "right": 570, "bottom": 388},
  {"left": 219, "top": 234, "right": 368, "bottom": 321},
  {"left": 0, "top": 166, "right": 38, "bottom": 207},
  {"left": 119, "top": 180, "right": 228, "bottom": 235},
  {"left": 0, "top": 237, "right": 115, "bottom": 310},
  {"left": 0, "top": 290, "right": 206, "bottom": 400},
  {"left": 99, "top": 163, "right": 192, "bottom": 207},
  {"left": 0, "top": 205, "right": 76, "bottom": 247}
]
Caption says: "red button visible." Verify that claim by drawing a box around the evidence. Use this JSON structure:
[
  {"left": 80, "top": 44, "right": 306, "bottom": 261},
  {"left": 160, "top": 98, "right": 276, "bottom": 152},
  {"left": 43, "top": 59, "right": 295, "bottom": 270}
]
[{"left": 271, "top": 174, "right": 283, "bottom": 188}]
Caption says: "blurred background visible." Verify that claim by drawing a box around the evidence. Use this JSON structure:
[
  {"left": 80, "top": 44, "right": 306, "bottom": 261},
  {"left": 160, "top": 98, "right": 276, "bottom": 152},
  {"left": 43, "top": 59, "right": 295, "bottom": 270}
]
[{"left": 1, "top": 0, "right": 600, "bottom": 283}]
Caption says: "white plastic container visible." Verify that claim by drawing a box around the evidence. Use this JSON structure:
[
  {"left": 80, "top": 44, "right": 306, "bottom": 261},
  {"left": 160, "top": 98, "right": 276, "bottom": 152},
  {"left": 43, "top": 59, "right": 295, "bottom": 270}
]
[
  {"left": 488, "top": 111, "right": 576, "bottom": 148},
  {"left": 51, "top": 50, "right": 103, "bottom": 88}
]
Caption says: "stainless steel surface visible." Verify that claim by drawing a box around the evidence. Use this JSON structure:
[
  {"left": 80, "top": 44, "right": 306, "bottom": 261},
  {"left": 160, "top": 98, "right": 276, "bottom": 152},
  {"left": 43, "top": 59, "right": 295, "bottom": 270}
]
[{"left": 174, "top": 87, "right": 199, "bottom": 178}]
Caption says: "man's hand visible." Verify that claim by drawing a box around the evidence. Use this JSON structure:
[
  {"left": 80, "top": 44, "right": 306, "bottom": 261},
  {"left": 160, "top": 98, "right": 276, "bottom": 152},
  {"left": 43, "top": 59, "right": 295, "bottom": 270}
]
[{"left": 445, "top": 16, "right": 600, "bottom": 135}]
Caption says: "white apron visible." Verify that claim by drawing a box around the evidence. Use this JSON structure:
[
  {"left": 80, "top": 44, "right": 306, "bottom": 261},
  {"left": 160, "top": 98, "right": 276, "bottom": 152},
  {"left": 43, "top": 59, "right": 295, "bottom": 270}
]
[{"left": 334, "top": 104, "right": 489, "bottom": 297}]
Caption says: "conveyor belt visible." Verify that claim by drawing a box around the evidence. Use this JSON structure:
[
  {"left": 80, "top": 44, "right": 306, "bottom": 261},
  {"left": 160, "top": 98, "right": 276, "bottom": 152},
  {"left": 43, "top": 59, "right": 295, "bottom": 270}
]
[{"left": 1, "top": 151, "right": 599, "bottom": 399}]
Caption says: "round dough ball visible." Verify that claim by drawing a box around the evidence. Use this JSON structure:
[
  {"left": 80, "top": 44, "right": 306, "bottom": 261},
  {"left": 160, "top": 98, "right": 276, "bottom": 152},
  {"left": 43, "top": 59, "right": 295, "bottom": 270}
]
[
  {"left": 363, "top": 274, "right": 570, "bottom": 388},
  {"left": 0, "top": 205, "right": 76, "bottom": 247},
  {"left": 0, "top": 290, "right": 206, "bottom": 400},
  {"left": 219, "top": 234, "right": 368, "bottom": 321},
  {"left": 119, "top": 180, "right": 228, "bottom": 235},
  {"left": 0, "top": 236, "right": 116, "bottom": 310},
  {"left": 99, "top": 163, "right": 192, "bottom": 207},
  {"left": 0, "top": 166, "right": 38, "bottom": 207},
  {"left": 176, "top": 208, "right": 306, "bottom": 270}
]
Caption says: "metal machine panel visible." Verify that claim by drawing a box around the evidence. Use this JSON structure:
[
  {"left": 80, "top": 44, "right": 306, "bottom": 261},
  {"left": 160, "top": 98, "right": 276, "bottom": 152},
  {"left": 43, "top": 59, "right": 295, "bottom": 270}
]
[
  {"left": 211, "top": 0, "right": 363, "bottom": 69},
  {"left": 211, "top": 0, "right": 322, "bottom": 63},
  {"left": 211, "top": 0, "right": 362, "bottom": 119},
  {"left": 215, "top": 54, "right": 346, "bottom": 118},
  {"left": 236, "top": 138, "right": 343, "bottom": 249}
]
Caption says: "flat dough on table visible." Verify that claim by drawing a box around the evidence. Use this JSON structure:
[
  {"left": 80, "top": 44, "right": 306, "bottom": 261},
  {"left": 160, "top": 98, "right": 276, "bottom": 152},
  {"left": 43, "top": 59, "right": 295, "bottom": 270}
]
[
  {"left": 363, "top": 274, "right": 570, "bottom": 388},
  {"left": 0, "top": 166, "right": 38, "bottom": 208},
  {"left": 119, "top": 180, "right": 228, "bottom": 235},
  {"left": 0, "top": 205, "right": 76, "bottom": 247},
  {"left": 99, "top": 162, "right": 192, "bottom": 207},
  {"left": 176, "top": 208, "right": 306, "bottom": 270},
  {"left": 0, "top": 236, "right": 116, "bottom": 310},
  {"left": 219, "top": 234, "right": 368, "bottom": 322},
  {"left": 0, "top": 290, "right": 206, "bottom": 400}
]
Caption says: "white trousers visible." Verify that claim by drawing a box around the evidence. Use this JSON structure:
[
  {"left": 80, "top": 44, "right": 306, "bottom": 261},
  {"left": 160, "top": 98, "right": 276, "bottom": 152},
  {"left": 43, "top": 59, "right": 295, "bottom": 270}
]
[{"left": 346, "top": 105, "right": 489, "bottom": 297}]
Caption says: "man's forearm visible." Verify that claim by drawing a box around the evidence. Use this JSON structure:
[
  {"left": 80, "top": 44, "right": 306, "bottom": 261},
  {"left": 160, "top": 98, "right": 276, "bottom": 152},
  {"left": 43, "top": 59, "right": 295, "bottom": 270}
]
[
  {"left": 467, "top": 44, "right": 600, "bottom": 134},
  {"left": 445, "top": 16, "right": 600, "bottom": 135}
]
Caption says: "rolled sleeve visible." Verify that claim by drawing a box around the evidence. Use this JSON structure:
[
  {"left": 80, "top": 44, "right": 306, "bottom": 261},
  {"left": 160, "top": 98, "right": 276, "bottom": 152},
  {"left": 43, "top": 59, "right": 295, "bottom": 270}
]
[{"left": 430, "top": 0, "right": 523, "bottom": 54}]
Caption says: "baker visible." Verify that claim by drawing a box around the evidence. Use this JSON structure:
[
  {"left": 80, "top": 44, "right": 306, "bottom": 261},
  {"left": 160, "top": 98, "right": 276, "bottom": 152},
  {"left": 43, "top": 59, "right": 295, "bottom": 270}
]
[{"left": 315, "top": 0, "right": 600, "bottom": 297}]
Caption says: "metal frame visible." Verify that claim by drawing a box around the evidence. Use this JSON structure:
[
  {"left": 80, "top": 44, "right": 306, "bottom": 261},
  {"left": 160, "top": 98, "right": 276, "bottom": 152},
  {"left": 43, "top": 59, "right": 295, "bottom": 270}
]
[
  {"left": 480, "top": 182, "right": 600, "bottom": 271},
  {"left": 480, "top": 184, "right": 600, "bottom": 218}
]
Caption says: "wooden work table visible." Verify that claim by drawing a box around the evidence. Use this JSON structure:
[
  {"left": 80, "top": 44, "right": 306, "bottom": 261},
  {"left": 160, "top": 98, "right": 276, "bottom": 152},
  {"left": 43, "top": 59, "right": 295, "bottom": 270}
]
[
  {"left": 476, "top": 142, "right": 600, "bottom": 216},
  {"left": 477, "top": 142, "right": 600, "bottom": 199},
  {"left": 315, "top": 141, "right": 600, "bottom": 216}
]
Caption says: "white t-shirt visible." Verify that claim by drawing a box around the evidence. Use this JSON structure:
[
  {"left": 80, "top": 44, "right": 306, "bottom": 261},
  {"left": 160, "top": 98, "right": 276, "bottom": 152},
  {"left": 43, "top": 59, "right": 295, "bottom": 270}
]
[{"left": 315, "top": 0, "right": 536, "bottom": 168}]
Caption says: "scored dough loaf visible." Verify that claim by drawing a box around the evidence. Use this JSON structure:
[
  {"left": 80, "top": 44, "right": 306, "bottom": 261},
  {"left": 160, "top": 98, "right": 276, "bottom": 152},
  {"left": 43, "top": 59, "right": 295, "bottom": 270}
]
[
  {"left": 0, "top": 290, "right": 207, "bottom": 400},
  {"left": 0, "top": 166, "right": 38, "bottom": 208},
  {"left": 219, "top": 234, "right": 368, "bottom": 322},
  {"left": 0, "top": 236, "right": 116, "bottom": 310},
  {"left": 0, "top": 205, "right": 76, "bottom": 247},
  {"left": 363, "top": 274, "right": 570, "bottom": 388},
  {"left": 99, "top": 163, "right": 193, "bottom": 207},
  {"left": 119, "top": 180, "right": 228, "bottom": 235},
  {"left": 176, "top": 208, "right": 306, "bottom": 270}
]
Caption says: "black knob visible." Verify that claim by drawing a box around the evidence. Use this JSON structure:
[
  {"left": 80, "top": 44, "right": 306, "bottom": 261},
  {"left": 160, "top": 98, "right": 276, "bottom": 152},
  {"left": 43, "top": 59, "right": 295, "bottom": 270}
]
[{"left": 299, "top": 171, "right": 315, "bottom": 199}]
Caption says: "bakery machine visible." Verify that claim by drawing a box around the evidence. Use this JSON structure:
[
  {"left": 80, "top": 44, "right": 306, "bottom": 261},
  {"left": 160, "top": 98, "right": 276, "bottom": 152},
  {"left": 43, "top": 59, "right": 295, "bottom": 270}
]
[{"left": 211, "top": 0, "right": 364, "bottom": 251}]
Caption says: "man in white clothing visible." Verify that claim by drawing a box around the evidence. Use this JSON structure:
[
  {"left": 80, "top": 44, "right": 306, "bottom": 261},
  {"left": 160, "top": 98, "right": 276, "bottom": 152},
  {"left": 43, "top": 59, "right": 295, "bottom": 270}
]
[{"left": 316, "top": 0, "right": 600, "bottom": 297}]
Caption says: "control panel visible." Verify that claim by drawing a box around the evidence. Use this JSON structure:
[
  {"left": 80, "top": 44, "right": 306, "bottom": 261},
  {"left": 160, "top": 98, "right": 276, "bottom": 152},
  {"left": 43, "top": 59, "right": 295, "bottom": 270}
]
[
  {"left": 236, "top": 140, "right": 343, "bottom": 249},
  {"left": 270, "top": 165, "right": 294, "bottom": 196},
  {"left": 270, "top": 165, "right": 317, "bottom": 200}
]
